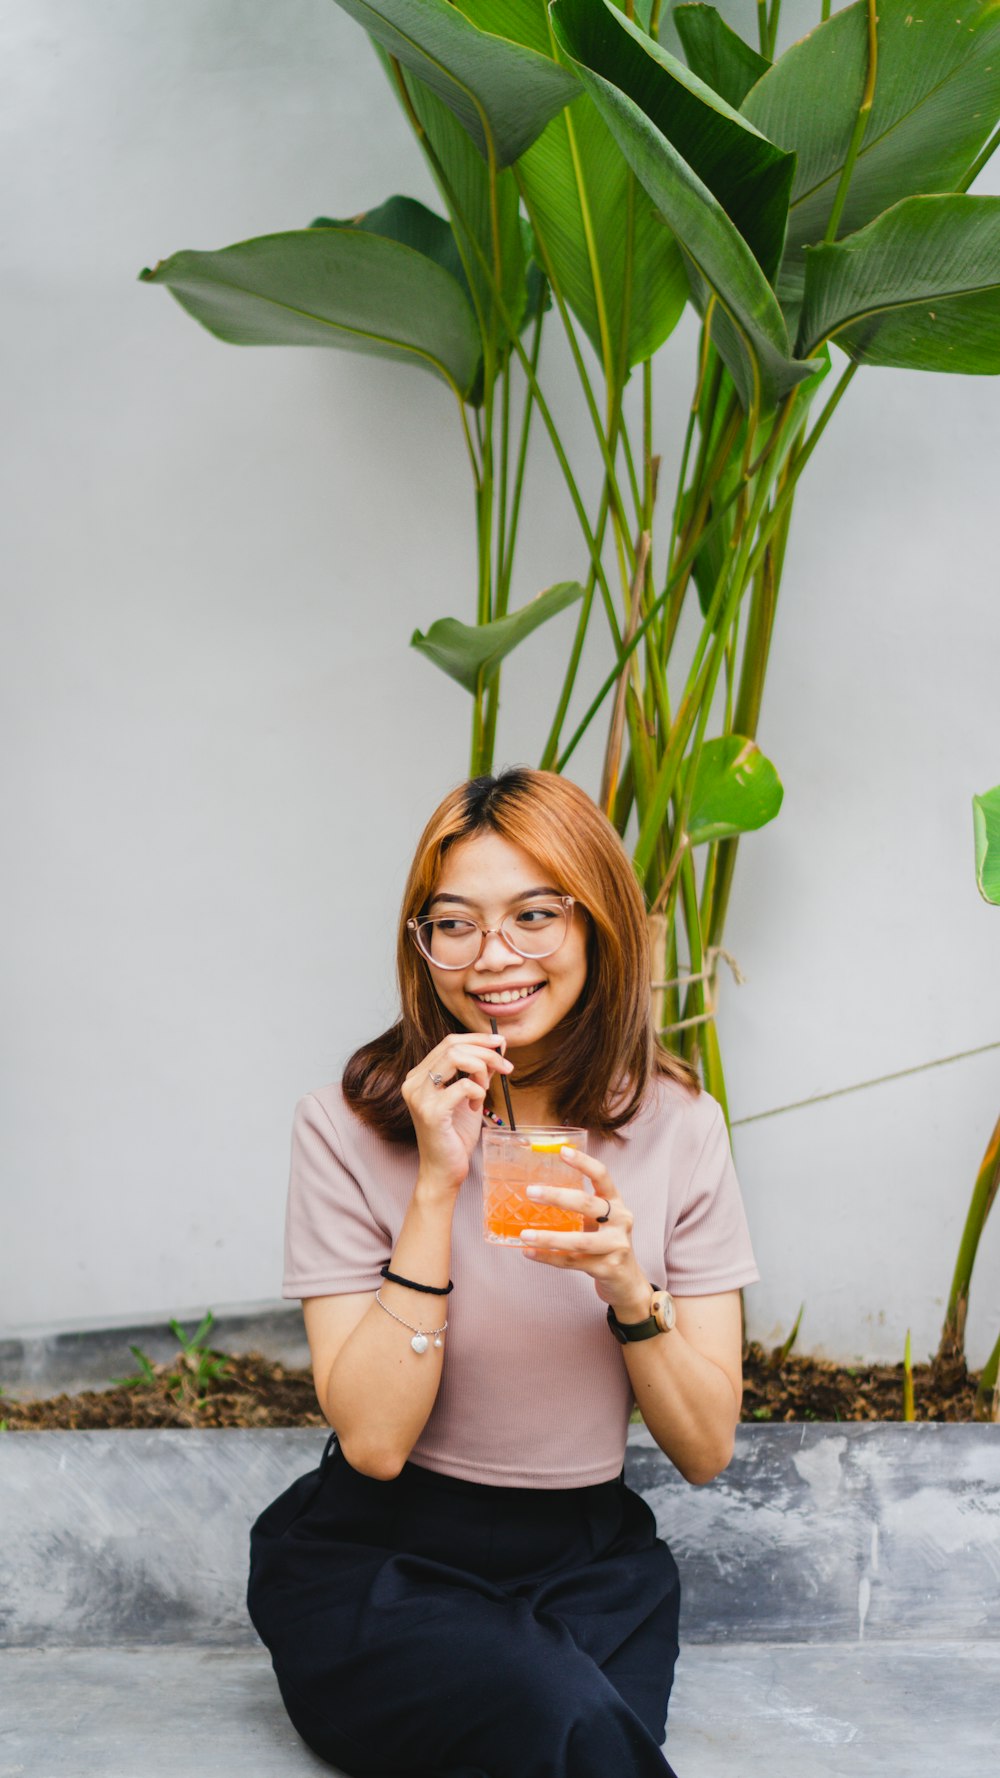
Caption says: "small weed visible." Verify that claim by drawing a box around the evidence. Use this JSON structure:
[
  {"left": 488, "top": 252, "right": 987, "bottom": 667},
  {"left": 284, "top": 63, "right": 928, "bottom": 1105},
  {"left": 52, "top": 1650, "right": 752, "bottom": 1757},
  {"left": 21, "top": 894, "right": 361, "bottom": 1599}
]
[
  {"left": 751, "top": 1406, "right": 772, "bottom": 1420},
  {"left": 0, "top": 1419, "right": 8, "bottom": 1432},
  {"left": 111, "top": 1311, "right": 230, "bottom": 1411}
]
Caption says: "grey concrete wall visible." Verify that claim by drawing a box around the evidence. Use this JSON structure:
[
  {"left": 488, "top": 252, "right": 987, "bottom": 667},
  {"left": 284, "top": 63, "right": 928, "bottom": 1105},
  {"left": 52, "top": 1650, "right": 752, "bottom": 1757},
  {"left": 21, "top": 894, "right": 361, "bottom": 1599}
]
[
  {"left": 2, "top": 0, "right": 1000, "bottom": 1365},
  {"left": 2, "top": 1425, "right": 997, "bottom": 1648}
]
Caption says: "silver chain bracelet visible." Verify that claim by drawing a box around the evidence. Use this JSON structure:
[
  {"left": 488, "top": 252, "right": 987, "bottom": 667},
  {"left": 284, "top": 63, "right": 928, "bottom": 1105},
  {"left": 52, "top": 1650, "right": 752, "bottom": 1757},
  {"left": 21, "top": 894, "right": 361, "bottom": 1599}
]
[{"left": 375, "top": 1288, "right": 447, "bottom": 1355}]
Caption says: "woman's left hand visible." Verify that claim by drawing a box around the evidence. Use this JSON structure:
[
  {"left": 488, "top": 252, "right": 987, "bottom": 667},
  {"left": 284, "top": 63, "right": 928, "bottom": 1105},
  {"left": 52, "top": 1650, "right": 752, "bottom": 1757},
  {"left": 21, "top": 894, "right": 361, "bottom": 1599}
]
[{"left": 519, "top": 1147, "right": 650, "bottom": 1319}]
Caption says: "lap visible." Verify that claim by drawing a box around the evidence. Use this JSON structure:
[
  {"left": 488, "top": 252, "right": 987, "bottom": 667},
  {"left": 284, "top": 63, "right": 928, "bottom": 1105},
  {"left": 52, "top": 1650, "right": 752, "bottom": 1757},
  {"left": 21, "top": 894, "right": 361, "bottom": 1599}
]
[{"left": 248, "top": 1444, "right": 680, "bottom": 1778}]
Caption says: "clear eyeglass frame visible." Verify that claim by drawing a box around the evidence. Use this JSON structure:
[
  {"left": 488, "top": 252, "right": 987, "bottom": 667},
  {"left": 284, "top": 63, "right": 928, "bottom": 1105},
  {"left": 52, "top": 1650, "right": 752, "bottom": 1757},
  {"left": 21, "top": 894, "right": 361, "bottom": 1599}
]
[{"left": 407, "top": 895, "right": 576, "bottom": 971}]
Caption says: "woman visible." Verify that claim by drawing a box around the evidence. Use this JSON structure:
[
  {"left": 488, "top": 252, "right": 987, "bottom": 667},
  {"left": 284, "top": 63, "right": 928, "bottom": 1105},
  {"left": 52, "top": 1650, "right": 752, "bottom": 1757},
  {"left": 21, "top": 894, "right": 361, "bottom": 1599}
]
[{"left": 248, "top": 767, "right": 759, "bottom": 1778}]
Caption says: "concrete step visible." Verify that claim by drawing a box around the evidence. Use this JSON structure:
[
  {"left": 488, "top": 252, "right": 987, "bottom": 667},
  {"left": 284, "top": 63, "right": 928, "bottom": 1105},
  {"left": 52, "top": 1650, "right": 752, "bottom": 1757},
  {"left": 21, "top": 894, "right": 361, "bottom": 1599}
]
[
  {"left": 3, "top": 1423, "right": 999, "bottom": 1646},
  {"left": 4, "top": 1641, "right": 998, "bottom": 1778}
]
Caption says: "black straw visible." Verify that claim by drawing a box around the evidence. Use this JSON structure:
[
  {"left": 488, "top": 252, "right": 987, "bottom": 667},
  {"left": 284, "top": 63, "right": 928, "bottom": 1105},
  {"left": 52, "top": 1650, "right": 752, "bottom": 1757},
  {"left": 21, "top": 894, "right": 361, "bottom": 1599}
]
[{"left": 489, "top": 1017, "right": 517, "bottom": 1130}]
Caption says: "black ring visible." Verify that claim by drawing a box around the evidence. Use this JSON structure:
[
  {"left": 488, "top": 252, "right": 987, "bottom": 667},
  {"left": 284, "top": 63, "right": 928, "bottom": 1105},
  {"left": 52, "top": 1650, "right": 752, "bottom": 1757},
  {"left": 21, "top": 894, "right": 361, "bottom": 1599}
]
[{"left": 595, "top": 1198, "right": 611, "bottom": 1224}]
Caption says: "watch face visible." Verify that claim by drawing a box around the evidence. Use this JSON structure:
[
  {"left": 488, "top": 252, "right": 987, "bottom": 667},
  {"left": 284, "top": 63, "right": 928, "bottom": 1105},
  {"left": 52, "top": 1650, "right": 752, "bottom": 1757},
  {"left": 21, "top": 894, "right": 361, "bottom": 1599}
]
[{"left": 652, "top": 1291, "right": 676, "bottom": 1332}]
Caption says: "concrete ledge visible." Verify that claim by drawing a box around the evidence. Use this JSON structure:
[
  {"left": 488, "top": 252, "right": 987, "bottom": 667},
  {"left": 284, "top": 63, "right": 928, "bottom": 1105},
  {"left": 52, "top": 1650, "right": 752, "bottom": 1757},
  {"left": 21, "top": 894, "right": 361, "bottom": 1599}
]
[
  {"left": 4, "top": 1642, "right": 999, "bottom": 1778},
  {"left": 2, "top": 1423, "right": 997, "bottom": 1647}
]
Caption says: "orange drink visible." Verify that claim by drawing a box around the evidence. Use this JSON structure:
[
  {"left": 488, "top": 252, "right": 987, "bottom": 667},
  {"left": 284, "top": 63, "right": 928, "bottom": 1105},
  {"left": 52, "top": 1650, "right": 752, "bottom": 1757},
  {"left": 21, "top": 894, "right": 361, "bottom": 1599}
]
[{"left": 482, "top": 1127, "right": 592, "bottom": 1245}]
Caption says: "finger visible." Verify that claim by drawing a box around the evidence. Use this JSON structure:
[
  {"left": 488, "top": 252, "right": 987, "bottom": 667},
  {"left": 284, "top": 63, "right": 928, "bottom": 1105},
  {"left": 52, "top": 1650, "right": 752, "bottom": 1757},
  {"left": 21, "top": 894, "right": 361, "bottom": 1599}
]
[
  {"left": 556, "top": 1147, "right": 618, "bottom": 1196},
  {"left": 524, "top": 1184, "right": 600, "bottom": 1213},
  {"left": 519, "top": 1227, "right": 613, "bottom": 1250}
]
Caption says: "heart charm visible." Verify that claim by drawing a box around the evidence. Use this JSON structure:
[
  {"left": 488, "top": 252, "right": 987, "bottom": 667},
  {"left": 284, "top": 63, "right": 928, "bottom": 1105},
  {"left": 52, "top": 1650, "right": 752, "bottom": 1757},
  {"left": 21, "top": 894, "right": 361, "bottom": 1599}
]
[{"left": 410, "top": 1333, "right": 429, "bottom": 1354}]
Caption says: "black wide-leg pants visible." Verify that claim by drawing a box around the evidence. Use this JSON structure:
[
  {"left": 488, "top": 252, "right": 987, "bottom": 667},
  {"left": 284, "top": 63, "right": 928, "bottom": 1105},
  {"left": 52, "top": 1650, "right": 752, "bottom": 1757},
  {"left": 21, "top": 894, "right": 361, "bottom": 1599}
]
[{"left": 247, "top": 1433, "right": 681, "bottom": 1778}]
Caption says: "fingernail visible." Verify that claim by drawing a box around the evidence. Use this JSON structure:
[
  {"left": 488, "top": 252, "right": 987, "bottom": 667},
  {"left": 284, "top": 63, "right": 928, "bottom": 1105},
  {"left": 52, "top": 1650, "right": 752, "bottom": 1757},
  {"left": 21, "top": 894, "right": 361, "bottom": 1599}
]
[
  {"left": 561, "top": 1145, "right": 576, "bottom": 1157},
  {"left": 525, "top": 1185, "right": 543, "bottom": 1198}
]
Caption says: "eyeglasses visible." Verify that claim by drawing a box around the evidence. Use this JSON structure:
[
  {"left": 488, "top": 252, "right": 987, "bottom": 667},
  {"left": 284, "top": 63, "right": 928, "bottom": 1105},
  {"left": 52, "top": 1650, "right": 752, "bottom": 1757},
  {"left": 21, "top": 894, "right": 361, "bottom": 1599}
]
[{"left": 407, "top": 896, "right": 576, "bottom": 970}]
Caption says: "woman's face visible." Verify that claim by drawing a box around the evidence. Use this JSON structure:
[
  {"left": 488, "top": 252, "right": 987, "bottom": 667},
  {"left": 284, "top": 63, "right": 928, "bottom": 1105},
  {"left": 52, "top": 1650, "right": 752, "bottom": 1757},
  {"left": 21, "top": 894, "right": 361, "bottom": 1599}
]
[{"left": 422, "top": 830, "right": 589, "bottom": 1064}]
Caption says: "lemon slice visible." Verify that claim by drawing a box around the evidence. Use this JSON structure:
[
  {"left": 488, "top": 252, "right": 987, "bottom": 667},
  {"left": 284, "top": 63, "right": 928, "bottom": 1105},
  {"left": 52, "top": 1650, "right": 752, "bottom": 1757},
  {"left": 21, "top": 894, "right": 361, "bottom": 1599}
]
[{"left": 529, "top": 1139, "right": 573, "bottom": 1153}]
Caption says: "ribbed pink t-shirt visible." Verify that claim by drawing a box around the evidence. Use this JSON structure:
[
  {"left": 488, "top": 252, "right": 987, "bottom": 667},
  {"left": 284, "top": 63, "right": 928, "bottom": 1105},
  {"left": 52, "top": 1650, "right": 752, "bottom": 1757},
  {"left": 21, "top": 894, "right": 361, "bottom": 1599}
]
[{"left": 283, "top": 1075, "right": 759, "bottom": 1488}]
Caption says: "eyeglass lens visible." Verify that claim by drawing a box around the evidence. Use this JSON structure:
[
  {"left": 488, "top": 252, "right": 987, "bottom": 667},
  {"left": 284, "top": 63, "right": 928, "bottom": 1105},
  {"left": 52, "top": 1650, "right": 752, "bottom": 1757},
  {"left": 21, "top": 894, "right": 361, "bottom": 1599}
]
[{"left": 414, "top": 902, "right": 568, "bottom": 967}]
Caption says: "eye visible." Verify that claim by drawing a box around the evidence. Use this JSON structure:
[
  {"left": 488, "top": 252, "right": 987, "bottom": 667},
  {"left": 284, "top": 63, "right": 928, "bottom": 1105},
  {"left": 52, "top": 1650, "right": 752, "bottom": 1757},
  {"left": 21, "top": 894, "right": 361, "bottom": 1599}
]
[
  {"left": 514, "top": 905, "right": 559, "bottom": 926},
  {"left": 433, "top": 917, "right": 477, "bottom": 936}
]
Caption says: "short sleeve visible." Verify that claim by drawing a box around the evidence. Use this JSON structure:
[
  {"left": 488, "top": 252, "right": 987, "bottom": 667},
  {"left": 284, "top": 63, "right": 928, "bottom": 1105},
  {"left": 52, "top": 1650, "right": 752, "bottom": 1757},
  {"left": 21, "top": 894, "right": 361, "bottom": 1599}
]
[
  {"left": 665, "top": 1097, "right": 760, "bottom": 1296},
  {"left": 282, "top": 1093, "right": 392, "bottom": 1298}
]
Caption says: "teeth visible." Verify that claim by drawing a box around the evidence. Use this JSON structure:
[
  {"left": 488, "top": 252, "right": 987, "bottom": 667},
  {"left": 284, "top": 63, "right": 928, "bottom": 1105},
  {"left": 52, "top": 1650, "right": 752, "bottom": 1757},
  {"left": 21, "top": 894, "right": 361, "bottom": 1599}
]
[{"left": 477, "top": 985, "right": 540, "bottom": 1004}]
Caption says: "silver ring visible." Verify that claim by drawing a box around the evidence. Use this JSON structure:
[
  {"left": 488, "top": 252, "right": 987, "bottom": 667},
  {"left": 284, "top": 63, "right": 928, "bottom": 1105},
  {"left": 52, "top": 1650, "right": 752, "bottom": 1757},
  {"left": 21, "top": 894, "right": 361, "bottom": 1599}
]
[
  {"left": 429, "top": 1071, "right": 445, "bottom": 1087},
  {"left": 595, "top": 1198, "right": 611, "bottom": 1224}
]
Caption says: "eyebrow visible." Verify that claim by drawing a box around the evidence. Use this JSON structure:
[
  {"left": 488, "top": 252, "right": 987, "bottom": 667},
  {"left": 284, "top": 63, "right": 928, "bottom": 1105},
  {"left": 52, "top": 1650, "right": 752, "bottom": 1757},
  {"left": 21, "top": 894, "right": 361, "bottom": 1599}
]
[{"left": 427, "top": 887, "right": 561, "bottom": 909}]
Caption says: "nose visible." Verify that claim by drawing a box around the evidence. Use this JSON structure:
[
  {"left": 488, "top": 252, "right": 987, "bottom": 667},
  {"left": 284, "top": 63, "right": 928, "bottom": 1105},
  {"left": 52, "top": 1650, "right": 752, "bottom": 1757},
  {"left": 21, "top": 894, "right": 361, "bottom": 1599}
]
[{"left": 474, "top": 926, "right": 521, "bottom": 969}]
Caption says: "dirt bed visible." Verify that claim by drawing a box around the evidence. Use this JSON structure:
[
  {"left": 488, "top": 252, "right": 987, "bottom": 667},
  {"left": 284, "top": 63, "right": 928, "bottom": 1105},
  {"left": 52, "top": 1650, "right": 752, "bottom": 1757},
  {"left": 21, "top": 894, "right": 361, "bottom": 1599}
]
[{"left": 0, "top": 1344, "right": 984, "bottom": 1429}]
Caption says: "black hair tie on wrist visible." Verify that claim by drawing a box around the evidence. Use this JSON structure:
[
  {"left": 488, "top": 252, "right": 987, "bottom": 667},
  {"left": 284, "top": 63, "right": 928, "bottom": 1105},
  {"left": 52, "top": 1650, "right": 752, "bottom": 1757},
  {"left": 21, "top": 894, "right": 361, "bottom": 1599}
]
[{"left": 380, "top": 1265, "right": 454, "bottom": 1296}]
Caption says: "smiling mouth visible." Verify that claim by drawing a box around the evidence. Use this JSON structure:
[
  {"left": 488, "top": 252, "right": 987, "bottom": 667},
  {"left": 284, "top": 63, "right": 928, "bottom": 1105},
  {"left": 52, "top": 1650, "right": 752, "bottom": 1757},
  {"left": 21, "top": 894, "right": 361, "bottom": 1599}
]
[{"left": 469, "top": 982, "right": 545, "bottom": 1007}]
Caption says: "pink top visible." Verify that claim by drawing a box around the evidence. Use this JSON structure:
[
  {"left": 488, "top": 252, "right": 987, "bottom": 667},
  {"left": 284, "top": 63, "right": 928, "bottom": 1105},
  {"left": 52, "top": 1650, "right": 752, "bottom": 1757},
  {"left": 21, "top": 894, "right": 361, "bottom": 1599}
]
[{"left": 283, "top": 1075, "right": 759, "bottom": 1488}]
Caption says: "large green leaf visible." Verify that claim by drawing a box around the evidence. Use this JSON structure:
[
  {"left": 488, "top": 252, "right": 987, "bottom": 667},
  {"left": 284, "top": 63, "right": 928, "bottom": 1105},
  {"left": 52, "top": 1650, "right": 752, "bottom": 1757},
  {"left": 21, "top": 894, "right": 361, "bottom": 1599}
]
[
  {"left": 139, "top": 227, "right": 482, "bottom": 398},
  {"left": 974, "top": 784, "right": 1000, "bottom": 904},
  {"left": 684, "top": 736, "right": 783, "bottom": 844},
  {"left": 411, "top": 581, "right": 584, "bottom": 691},
  {"left": 744, "top": 0, "right": 1000, "bottom": 293},
  {"left": 330, "top": 0, "right": 579, "bottom": 166},
  {"left": 518, "top": 73, "right": 688, "bottom": 372},
  {"left": 674, "top": 4, "right": 771, "bottom": 110},
  {"left": 376, "top": 53, "right": 531, "bottom": 341},
  {"left": 551, "top": 0, "right": 812, "bottom": 411},
  {"left": 444, "top": 0, "right": 687, "bottom": 371},
  {"left": 553, "top": 0, "right": 794, "bottom": 282},
  {"left": 311, "top": 195, "right": 470, "bottom": 299},
  {"left": 798, "top": 195, "right": 1000, "bottom": 371}
]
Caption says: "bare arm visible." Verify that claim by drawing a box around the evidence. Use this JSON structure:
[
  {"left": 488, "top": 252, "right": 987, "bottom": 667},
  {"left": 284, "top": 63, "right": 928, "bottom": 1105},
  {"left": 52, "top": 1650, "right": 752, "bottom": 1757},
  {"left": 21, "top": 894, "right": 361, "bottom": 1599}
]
[
  {"left": 619, "top": 1290, "right": 743, "bottom": 1484},
  {"left": 517, "top": 1148, "right": 745, "bottom": 1485},
  {"left": 302, "top": 1030, "right": 512, "bottom": 1481}
]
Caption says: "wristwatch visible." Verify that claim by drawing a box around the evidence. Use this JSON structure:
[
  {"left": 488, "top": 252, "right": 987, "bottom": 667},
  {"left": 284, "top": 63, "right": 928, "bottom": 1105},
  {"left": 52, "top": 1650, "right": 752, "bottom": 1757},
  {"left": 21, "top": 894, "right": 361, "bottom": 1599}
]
[{"left": 607, "top": 1286, "right": 676, "bottom": 1343}]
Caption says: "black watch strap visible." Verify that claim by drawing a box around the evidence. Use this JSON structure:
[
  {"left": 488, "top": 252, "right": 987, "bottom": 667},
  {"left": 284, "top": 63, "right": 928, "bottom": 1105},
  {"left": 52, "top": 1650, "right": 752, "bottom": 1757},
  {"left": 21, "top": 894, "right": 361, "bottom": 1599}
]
[{"left": 607, "top": 1288, "right": 676, "bottom": 1344}]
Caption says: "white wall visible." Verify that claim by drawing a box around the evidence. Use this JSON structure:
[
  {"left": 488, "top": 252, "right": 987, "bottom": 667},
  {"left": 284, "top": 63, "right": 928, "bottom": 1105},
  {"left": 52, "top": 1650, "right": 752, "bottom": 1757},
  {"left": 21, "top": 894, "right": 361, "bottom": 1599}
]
[{"left": 3, "top": 0, "right": 999, "bottom": 1366}]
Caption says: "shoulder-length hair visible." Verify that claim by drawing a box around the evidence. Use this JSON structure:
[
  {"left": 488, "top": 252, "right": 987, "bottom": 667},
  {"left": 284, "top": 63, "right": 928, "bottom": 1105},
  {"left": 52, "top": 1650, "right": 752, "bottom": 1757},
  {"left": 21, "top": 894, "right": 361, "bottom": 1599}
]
[{"left": 343, "top": 767, "right": 699, "bottom": 1140}]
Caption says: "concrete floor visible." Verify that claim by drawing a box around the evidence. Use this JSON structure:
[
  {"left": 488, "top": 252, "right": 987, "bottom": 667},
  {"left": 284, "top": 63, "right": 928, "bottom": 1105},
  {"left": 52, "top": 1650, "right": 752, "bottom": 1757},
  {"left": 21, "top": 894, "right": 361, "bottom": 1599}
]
[{"left": 3, "top": 1641, "right": 998, "bottom": 1778}]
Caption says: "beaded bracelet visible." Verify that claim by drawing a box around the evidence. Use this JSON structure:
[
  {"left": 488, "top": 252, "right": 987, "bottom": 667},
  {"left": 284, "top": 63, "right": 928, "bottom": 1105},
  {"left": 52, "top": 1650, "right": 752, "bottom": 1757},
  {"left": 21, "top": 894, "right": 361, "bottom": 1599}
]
[{"left": 380, "top": 1264, "right": 454, "bottom": 1296}]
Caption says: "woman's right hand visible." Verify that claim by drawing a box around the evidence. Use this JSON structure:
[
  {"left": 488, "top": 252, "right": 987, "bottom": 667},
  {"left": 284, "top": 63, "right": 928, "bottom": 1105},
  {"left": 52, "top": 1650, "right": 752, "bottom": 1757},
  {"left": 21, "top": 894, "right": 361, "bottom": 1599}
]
[{"left": 401, "top": 1032, "right": 513, "bottom": 1193}]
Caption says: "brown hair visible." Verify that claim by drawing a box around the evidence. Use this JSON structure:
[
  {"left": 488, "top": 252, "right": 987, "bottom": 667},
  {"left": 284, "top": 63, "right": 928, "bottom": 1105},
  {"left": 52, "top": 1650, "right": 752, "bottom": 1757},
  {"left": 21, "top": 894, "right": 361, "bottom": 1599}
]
[{"left": 342, "top": 767, "right": 699, "bottom": 1140}]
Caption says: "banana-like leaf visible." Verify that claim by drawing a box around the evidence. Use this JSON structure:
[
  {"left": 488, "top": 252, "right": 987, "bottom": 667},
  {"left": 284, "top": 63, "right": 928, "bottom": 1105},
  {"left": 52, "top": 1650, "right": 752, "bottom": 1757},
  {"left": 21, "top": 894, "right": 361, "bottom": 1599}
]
[
  {"left": 312, "top": 195, "right": 471, "bottom": 301},
  {"left": 799, "top": 195, "right": 1000, "bottom": 371},
  {"left": 553, "top": 0, "right": 794, "bottom": 282},
  {"left": 447, "top": 0, "right": 687, "bottom": 370},
  {"left": 744, "top": 0, "right": 1000, "bottom": 290},
  {"left": 974, "top": 784, "right": 1000, "bottom": 903},
  {"left": 552, "top": 0, "right": 813, "bottom": 411},
  {"left": 674, "top": 4, "right": 771, "bottom": 110},
  {"left": 411, "top": 581, "right": 585, "bottom": 692},
  {"left": 684, "top": 736, "right": 783, "bottom": 844},
  {"left": 376, "top": 52, "right": 531, "bottom": 339},
  {"left": 140, "top": 226, "right": 483, "bottom": 398},
  {"left": 330, "top": 0, "right": 579, "bottom": 166},
  {"left": 518, "top": 72, "right": 689, "bottom": 372}
]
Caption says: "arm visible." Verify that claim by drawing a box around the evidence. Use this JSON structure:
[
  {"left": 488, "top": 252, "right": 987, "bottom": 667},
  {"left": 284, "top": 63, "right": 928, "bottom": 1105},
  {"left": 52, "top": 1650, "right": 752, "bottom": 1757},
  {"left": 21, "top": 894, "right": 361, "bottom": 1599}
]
[
  {"left": 299, "top": 1030, "right": 512, "bottom": 1481},
  {"left": 613, "top": 1285, "right": 743, "bottom": 1484},
  {"left": 519, "top": 1139, "right": 750, "bottom": 1485}
]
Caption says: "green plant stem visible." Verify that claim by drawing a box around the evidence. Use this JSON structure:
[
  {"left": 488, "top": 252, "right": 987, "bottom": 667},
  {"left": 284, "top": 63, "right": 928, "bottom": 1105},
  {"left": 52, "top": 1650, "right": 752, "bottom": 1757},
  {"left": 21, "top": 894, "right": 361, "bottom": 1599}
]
[
  {"left": 700, "top": 365, "right": 856, "bottom": 941},
  {"left": 516, "top": 172, "right": 636, "bottom": 581},
  {"left": 938, "top": 1111, "right": 1000, "bottom": 1366},
  {"left": 903, "top": 1331, "right": 916, "bottom": 1421},
  {"left": 756, "top": 1, "right": 769, "bottom": 56},
  {"left": 821, "top": 0, "right": 831, "bottom": 19},
  {"left": 767, "top": 0, "right": 782, "bottom": 58},
  {"left": 501, "top": 301, "right": 544, "bottom": 592},
  {"left": 387, "top": 58, "right": 622, "bottom": 658},
  {"left": 823, "top": 0, "right": 878, "bottom": 244}
]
